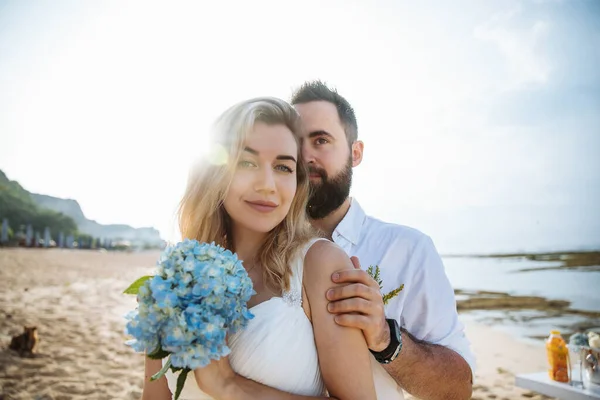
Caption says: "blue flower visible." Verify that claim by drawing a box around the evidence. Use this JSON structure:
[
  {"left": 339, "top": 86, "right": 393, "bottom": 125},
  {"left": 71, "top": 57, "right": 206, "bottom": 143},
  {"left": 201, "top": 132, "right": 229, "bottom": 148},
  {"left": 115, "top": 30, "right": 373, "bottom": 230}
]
[
  {"left": 124, "top": 240, "right": 255, "bottom": 384},
  {"left": 155, "top": 290, "right": 180, "bottom": 309},
  {"left": 224, "top": 275, "right": 242, "bottom": 294},
  {"left": 192, "top": 279, "right": 216, "bottom": 297},
  {"left": 150, "top": 275, "right": 173, "bottom": 293}
]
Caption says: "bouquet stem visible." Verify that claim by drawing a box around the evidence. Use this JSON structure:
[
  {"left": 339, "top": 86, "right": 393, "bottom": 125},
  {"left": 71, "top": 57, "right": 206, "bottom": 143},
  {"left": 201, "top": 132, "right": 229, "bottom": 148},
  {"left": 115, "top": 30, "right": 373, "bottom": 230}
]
[{"left": 151, "top": 354, "right": 172, "bottom": 381}]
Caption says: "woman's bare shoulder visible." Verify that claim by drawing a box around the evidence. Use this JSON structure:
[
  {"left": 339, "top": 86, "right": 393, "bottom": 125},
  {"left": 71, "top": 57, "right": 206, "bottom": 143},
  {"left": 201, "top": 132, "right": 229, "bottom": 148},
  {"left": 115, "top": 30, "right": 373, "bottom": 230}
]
[{"left": 304, "top": 240, "right": 353, "bottom": 282}]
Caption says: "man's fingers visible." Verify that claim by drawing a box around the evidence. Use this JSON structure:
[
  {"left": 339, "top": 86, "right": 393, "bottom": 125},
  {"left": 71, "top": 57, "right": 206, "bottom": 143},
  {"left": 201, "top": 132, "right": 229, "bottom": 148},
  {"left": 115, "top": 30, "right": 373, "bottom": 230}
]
[
  {"left": 350, "top": 256, "right": 361, "bottom": 270},
  {"left": 333, "top": 313, "right": 371, "bottom": 330},
  {"left": 328, "top": 297, "right": 371, "bottom": 314},
  {"left": 332, "top": 269, "right": 376, "bottom": 287},
  {"left": 326, "top": 283, "right": 378, "bottom": 301}
]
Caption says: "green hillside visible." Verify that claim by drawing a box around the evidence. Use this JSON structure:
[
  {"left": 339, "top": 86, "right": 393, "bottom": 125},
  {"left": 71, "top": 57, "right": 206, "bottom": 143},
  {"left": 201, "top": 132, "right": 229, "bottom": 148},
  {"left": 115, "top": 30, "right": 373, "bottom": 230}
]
[{"left": 0, "top": 170, "right": 78, "bottom": 236}]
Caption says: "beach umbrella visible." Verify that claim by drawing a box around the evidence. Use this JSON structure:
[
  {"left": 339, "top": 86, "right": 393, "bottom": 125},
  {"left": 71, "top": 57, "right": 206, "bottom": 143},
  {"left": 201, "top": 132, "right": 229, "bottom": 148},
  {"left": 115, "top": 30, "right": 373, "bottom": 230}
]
[
  {"left": 1, "top": 218, "right": 8, "bottom": 243},
  {"left": 43, "top": 227, "right": 51, "bottom": 248},
  {"left": 66, "top": 235, "right": 74, "bottom": 249},
  {"left": 25, "top": 224, "right": 33, "bottom": 247}
]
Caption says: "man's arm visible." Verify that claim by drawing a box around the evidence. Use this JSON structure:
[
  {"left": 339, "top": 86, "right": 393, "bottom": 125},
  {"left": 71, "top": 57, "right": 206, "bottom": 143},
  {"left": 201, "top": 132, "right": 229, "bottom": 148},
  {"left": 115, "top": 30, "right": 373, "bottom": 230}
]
[
  {"left": 327, "top": 236, "right": 474, "bottom": 400},
  {"left": 382, "top": 329, "right": 472, "bottom": 400}
]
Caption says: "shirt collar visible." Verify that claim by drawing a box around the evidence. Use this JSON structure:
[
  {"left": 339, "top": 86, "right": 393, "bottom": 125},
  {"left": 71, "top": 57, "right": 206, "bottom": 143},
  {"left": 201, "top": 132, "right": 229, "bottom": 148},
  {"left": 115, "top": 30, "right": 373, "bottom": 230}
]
[{"left": 333, "top": 198, "right": 366, "bottom": 246}]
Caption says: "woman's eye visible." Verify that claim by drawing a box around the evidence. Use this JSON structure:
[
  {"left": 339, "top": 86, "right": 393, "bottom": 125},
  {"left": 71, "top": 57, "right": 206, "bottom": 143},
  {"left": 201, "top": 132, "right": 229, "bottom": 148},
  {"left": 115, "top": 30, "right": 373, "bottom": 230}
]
[
  {"left": 238, "top": 160, "right": 255, "bottom": 168},
  {"left": 275, "top": 165, "right": 294, "bottom": 173}
]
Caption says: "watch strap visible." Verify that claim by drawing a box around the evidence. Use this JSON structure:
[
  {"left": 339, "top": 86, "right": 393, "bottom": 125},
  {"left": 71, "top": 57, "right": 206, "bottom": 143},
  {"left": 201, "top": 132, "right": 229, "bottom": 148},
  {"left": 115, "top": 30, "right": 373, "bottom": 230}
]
[{"left": 370, "top": 319, "right": 402, "bottom": 364}]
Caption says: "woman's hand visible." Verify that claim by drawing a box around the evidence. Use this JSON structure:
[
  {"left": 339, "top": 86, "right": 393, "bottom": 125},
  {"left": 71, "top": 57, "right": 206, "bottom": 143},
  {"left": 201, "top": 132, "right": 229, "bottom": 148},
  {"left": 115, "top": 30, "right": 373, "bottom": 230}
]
[{"left": 193, "top": 356, "right": 236, "bottom": 399}]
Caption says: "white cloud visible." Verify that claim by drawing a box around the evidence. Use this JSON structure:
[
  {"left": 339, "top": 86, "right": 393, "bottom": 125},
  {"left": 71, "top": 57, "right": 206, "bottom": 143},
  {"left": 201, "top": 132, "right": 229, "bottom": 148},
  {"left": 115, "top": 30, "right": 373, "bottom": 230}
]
[{"left": 474, "top": 5, "right": 552, "bottom": 89}]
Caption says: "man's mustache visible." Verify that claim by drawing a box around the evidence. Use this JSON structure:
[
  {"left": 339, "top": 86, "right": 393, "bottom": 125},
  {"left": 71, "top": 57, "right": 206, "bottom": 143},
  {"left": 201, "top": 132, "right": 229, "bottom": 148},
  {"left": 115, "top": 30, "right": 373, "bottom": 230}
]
[{"left": 308, "top": 167, "right": 327, "bottom": 180}]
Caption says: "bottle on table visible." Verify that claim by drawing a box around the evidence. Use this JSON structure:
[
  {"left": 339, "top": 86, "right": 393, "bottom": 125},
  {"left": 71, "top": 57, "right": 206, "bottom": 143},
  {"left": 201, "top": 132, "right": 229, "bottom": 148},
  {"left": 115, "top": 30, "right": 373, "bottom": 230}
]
[{"left": 546, "top": 330, "right": 570, "bottom": 383}]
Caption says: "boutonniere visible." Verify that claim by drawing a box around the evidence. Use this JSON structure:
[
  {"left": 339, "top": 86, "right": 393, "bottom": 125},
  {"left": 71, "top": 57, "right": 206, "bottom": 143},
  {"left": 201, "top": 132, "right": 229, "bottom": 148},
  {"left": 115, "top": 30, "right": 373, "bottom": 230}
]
[{"left": 367, "top": 265, "right": 404, "bottom": 305}]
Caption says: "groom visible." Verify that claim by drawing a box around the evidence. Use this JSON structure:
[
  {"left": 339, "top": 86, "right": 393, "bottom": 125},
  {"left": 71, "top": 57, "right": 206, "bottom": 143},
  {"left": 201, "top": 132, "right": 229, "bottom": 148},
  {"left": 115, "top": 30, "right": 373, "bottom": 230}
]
[{"left": 292, "top": 81, "right": 475, "bottom": 400}]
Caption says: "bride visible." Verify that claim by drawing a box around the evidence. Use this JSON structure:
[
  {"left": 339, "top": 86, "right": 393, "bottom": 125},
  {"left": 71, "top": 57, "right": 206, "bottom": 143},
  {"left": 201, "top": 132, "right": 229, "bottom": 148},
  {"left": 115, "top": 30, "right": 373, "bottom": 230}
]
[{"left": 140, "top": 97, "right": 395, "bottom": 399}]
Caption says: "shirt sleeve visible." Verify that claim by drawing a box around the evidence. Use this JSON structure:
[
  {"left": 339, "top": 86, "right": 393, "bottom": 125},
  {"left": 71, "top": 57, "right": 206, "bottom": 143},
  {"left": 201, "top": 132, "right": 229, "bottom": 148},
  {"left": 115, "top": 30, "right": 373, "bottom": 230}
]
[{"left": 395, "top": 234, "right": 476, "bottom": 374}]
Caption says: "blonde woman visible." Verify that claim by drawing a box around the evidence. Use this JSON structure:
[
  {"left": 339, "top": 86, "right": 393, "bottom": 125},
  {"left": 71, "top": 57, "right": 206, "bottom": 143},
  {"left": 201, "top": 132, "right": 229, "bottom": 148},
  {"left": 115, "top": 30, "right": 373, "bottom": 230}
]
[{"left": 140, "top": 97, "right": 377, "bottom": 400}]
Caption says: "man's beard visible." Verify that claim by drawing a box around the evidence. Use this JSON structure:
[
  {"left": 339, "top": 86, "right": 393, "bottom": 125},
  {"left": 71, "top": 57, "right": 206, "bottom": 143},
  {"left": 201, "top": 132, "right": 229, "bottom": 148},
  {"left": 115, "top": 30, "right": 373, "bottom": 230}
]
[{"left": 307, "top": 158, "right": 352, "bottom": 220}]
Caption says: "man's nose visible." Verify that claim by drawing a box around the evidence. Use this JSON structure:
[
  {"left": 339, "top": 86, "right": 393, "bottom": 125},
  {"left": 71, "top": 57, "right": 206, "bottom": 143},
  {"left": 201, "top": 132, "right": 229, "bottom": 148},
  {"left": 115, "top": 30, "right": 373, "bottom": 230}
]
[{"left": 302, "top": 141, "right": 316, "bottom": 164}]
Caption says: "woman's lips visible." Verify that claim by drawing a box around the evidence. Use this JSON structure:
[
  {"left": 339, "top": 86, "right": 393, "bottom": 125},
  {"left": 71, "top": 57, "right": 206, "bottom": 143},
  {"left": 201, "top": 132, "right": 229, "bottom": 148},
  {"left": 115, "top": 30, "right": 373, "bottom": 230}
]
[{"left": 245, "top": 201, "right": 278, "bottom": 213}]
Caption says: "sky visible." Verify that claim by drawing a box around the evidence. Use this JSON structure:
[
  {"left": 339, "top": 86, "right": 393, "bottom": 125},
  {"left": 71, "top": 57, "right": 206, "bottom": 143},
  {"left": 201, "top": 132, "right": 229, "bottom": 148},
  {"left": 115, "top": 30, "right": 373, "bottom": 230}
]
[{"left": 1, "top": 0, "right": 599, "bottom": 253}]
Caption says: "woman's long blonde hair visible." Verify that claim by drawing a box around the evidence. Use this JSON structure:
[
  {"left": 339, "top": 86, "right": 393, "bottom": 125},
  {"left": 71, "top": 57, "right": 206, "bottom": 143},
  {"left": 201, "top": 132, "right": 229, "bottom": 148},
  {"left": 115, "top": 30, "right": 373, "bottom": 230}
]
[{"left": 178, "top": 97, "right": 315, "bottom": 293}]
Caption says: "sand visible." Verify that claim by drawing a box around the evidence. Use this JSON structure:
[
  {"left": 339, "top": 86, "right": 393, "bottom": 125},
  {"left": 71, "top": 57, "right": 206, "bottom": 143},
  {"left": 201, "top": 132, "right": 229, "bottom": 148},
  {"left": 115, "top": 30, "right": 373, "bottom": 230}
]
[
  {"left": 0, "top": 248, "right": 558, "bottom": 400},
  {"left": 462, "top": 324, "right": 553, "bottom": 400},
  {"left": 0, "top": 248, "right": 152, "bottom": 400}
]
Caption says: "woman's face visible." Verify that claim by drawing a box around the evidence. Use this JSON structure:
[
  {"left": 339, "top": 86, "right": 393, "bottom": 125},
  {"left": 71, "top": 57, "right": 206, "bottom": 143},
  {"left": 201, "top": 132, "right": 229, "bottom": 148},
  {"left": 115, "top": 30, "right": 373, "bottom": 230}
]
[{"left": 224, "top": 122, "right": 298, "bottom": 235}]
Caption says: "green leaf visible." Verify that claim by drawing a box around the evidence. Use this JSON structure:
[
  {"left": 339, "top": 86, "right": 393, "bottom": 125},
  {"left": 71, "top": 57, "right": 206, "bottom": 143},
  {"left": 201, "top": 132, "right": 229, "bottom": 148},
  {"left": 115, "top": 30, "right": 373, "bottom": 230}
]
[
  {"left": 367, "top": 265, "right": 374, "bottom": 277},
  {"left": 367, "top": 265, "right": 404, "bottom": 305},
  {"left": 147, "top": 347, "right": 170, "bottom": 360},
  {"left": 174, "top": 368, "right": 191, "bottom": 400},
  {"left": 123, "top": 275, "right": 153, "bottom": 295},
  {"left": 367, "top": 265, "right": 383, "bottom": 291},
  {"left": 382, "top": 284, "right": 405, "bottom": 305},
  {"left": 150, "top": 354, "right": 171, "bottom": 381}
]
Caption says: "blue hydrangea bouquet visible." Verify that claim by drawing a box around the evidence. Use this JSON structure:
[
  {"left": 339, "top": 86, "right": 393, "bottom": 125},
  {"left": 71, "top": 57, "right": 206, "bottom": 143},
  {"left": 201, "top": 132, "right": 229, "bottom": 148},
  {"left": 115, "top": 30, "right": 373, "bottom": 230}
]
[{"left": 123, "top": 239, "right": 255, "bottom": 399}]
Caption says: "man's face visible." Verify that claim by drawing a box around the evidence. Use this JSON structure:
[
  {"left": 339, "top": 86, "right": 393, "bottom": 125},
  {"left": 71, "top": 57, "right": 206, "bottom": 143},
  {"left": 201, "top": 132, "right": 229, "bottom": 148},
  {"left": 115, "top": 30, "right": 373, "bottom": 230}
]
[{"left": 294, "top": 101, "right": 354, "bottom": 219}]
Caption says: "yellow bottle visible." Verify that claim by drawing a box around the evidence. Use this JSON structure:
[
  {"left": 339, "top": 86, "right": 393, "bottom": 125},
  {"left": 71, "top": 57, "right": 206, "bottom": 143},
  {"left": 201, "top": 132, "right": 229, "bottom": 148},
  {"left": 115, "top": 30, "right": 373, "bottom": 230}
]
[{"left": 546, "top": 330, "right": 570, "bottom": 383}]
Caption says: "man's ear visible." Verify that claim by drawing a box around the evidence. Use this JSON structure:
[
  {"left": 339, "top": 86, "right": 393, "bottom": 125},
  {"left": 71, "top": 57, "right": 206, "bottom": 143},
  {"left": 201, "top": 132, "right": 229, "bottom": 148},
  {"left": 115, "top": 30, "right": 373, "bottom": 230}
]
[{"left": 351, "top": 140, "right": 364, "bottom": 167}]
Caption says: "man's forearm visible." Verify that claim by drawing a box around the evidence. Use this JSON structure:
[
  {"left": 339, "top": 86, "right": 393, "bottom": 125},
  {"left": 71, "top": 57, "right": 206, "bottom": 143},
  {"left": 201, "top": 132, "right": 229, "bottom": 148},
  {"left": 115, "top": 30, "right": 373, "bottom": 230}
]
[{"left": 383, "top": 329, "right": 472, "bottom": 400}]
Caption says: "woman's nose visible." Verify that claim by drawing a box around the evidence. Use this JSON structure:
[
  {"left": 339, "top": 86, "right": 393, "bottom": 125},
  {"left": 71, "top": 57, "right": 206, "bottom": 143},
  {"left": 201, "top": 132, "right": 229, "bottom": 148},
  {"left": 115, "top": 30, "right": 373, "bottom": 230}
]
[{"left": 254, "top": 167, "right": 276, "bottom": 193}]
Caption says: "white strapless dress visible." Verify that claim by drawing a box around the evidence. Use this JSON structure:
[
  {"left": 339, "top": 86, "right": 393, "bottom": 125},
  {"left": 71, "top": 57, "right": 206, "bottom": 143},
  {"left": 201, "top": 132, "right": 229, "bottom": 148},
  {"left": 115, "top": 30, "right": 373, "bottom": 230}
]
[{"left": 164, "top": 238, "right": 404, "bottom": 399}]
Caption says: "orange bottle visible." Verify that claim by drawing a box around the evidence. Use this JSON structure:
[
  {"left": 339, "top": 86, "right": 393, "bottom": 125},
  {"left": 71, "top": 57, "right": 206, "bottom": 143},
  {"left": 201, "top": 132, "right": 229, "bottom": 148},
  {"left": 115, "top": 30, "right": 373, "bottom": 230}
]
[{"left": 546, "top": 330, "right": 570, "bottom": 383}]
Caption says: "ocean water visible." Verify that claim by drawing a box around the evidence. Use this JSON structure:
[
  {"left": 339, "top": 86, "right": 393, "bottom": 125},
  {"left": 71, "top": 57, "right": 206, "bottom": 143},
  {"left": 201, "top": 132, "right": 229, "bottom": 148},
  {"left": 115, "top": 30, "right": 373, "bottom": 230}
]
[
  {"left": 442, "top": 256, "right": 600, "bottom": 312},
  {"left": 393, "top": 201, "right": 600, "bottom": 340},
  {"left": 442, "top": 255, "right": 600, "bottom": 341}
]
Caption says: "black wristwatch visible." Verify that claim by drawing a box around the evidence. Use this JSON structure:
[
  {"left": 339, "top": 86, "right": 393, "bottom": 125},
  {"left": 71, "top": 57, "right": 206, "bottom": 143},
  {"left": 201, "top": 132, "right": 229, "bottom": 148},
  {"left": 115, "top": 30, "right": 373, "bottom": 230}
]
[{"left": 370, "top": 319, "right": 402, "bottom": 364}]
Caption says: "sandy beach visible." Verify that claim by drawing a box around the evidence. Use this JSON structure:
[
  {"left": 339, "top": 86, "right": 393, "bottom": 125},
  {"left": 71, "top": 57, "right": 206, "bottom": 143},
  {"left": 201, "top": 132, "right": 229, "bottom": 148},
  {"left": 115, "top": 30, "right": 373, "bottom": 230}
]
[{"left": 0, "top": 249, "right": 557, "bottom": 400}]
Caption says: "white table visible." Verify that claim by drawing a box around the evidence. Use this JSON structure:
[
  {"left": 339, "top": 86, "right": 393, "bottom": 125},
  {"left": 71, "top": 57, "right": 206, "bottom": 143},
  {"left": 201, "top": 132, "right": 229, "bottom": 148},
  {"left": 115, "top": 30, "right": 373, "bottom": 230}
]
[{"left": 516, "top": 371, "right": 600, "bottom": 400}]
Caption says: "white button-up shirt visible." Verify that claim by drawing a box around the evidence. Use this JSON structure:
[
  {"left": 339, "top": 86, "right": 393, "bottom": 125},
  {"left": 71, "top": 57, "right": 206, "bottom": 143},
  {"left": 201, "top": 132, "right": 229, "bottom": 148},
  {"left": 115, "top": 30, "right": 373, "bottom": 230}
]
[{"left": 332, "top": 198, "right": 476, "bottom": 373}]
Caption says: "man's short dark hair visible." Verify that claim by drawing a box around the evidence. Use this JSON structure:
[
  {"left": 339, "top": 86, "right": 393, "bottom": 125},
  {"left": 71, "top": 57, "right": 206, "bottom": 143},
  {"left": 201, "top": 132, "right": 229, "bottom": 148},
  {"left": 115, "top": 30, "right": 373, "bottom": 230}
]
[{"left": 290, "top": 80, "right": 358, "bottom": 146}]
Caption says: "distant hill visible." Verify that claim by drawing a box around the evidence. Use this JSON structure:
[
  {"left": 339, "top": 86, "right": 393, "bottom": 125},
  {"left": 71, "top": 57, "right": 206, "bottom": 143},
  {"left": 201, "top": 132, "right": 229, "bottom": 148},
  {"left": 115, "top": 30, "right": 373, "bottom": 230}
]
[
  {"left": 0, "top": 169, "right": 163, "bottom": 245},
  {"left": 31, "top": 193, "right": 163, "bottom": 244},
  {"left": 0, "top": 170, "right": 77, "bottom": 236}
]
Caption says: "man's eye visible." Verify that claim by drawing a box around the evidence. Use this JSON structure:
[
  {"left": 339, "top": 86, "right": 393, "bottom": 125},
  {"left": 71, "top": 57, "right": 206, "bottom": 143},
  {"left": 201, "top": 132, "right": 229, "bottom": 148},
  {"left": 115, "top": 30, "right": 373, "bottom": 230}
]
[{"left": 315, "top": 138, "right": 329, "bottom": 145}]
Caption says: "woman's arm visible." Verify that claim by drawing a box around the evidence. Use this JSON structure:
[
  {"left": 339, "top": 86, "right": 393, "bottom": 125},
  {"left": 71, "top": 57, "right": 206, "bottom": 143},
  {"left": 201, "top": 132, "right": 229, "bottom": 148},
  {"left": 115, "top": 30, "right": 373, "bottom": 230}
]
[
  {"left": 194, "top": 241, "right": 376, "bottom": 400},
  {"left": 221, "top": 375, "right": 334, "bottom": 400},
  {"left": 303, "top": 240, "right": 377, "bottom": 400},
  {"left": 194, "top": 355, "right": 334, "bottom": 399},
  {"left": 140, "top": 356, "right": 172, "bottom": 400}
]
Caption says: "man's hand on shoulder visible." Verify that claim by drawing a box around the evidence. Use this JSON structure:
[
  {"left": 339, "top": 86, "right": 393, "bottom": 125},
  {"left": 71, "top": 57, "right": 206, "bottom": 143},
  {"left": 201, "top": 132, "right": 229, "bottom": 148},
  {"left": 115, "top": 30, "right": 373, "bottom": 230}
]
[{"left": 326, "top": 256, "right": 390, "bottom": 352}]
